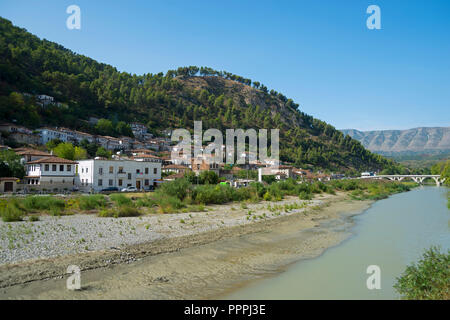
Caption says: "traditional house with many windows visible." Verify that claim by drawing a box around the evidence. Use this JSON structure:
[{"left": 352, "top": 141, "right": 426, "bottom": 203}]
[
  {"left": 76, "top": 159, "right": 161, "bottom": 192},
  {"left": 24, "top": 156, "right": 77, "bottom": 192}
]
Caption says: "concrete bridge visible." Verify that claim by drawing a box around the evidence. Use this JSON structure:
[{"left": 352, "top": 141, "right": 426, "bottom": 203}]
[{"left": 376, "top": 175, "right": 445, "bottom": 186}]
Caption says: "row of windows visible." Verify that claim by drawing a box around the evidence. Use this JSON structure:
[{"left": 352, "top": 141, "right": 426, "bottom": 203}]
[
  {"left": 99, "top": 166, "right": 158, "bottom": 175},
  {"left": 79, "top": 166, "right": 158, "bottom": 175},
  {"left": 97, "top": 179, "right": 151, "bottom": 187},
  {"left": 32, "top": 164, "right": 72, "bottom": 172},
  {"left": 28, "top": 178, "right": 74, "bottom": 185}
]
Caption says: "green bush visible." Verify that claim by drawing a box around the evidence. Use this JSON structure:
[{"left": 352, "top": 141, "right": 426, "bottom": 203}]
[
  {"left": 136, "top": 196, "right": 157, "bottom": 208},
  {"left": 98, "top": 205, "right": 140, "bottom": 218},
  {"left": 159, "top": 178, "right": 191, "bottom": 200},
  {"left": 299, "top": 191, "right": 313, "bottom": 200},
  {"left": 78, "top": 195, "right": 107, "bottom": 210},
  {"left": 394, "top": 247, "right": 449, "bottom": 300},
  {"left": 0, "top": 203, "right": 24, "bottom": 222},
  {"left": 22, "top": 196, "right": 66, "bottom": 211},
  {"left": 115, "top": 205, "right": 140, "bottom": 217},
  {"left": 110, "top": 194, "right": 133, "bottom": 206},
  {"left": 155, "top": 194, "right": 185, "bottom": 213}
]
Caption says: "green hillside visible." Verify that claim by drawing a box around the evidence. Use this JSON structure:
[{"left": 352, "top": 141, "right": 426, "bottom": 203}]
[{"left": 0, "top": 17, "right": 399, "bottom": 173}]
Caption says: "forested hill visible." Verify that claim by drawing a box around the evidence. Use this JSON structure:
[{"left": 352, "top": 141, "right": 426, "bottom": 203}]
[{"left": 0, "top": 17, "right": 398, "bottom": 172}]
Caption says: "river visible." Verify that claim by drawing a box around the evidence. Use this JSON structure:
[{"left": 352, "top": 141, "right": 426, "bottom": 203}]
[{"left": 225, "top": 186, "right": 449, "bottom": 300}]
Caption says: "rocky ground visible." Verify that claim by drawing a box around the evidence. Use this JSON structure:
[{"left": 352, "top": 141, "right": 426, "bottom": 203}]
[{"left": 0, "top": 197, "right": 322, "bottom": 265}]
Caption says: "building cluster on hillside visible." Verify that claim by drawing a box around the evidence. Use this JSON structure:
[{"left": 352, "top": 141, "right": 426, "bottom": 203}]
[
  {"left": 0, "top": 118, "right": 347, "bottom": 194},
  {"left": 0, "top": 121, "right": 172, "bottom": 152}
]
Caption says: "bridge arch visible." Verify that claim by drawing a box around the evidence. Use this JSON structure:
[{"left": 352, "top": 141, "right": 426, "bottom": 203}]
[{"left": 374, "top": 175, "right": 444, "bottom": 186}]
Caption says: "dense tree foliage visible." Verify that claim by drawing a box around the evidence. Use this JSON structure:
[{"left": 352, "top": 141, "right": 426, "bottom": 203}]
[
  {"left": 0, "top": 17, "right": 399, "bottom": 172},
  {"left": 431, "top": 160, "right": 450, "bottom": 186},
  {"left": 0, "top": 150, "right": 25, "bottom": 178}
]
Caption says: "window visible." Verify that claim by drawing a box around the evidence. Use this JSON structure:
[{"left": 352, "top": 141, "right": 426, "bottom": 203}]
[
  {"left": 154, "top": 168, "right": 158, "bottom": 174},
  {"left": 98, "top": 179, "right": 103, "bottom": 186},
  {"left": 82, "top": 168, "right": 84, "bottom": 173},
  {"left": 50, "top": 179, "right": 53, "bottom": 184},
  {"left": 128, "top": 173, "right": 131, "bottom": 180},
  {"left": 145, "top": 179, "right": 149, "bottom": 186},
  {"left": 67, "top": 165, "right": 71, "bottom": 171},
  {"left": 109, "top": 166, "right": 114, "bottom": 174},
  {"left": 62, "top": 179, "right": 65, "bottom": 183},
  {"left": 136, "top": 169, "right": 140, "bottom": 174},
  {"left": 118, "top": 179, "right": 123, "bottom": 186},
  {"left": 109, "top": 179, "right": 113, "bottom": 186},
  {"left": 145, "top": 168, "right": 149, "bottom": 174},
  {"left": 81, "top": 179, "right": 84, "bottom": 186},
  {"left": 52, "top": 164, "right": 57, "bottom": 171},
  {"left": 86, "top": 168, "right": 89, "bottom": 173},
  {"left": 99, "top": 167, "right": 103, "bottom": 175},
  {"left": 60, "top": 165, "right": 64, "bottom": 171},
  {"left": 118, "top": 167, "right": 124, "bottom": 173},
  {"left": 45, "top": 164, "right": 49, "bottom": 171}
]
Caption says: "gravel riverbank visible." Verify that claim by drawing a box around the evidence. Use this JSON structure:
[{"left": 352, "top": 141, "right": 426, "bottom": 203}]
[{"left": 0, "top": 192, "right": 373, "bottom": 297}]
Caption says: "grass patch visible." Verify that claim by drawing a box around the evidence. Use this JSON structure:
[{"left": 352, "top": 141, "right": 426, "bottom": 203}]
[
  {"left": 110, "top": 194, "right": 133, "bottom": 206},
  {"left": 78, "top": 195, "right": 107, "bottom": 210}
]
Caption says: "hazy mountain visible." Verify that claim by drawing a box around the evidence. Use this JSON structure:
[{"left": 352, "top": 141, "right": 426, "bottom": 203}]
[{"left": 341, "top": 127, "right": 450, "bottom": 158}]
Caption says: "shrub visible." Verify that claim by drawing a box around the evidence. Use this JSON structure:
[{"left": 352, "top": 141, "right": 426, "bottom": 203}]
[
  {"left": 0, "top": 203, "right": 24, "bottom": 222},
  {"left": 110, "top": 194, "right": 133, "bottom": 206},
  {"left": 155, "top": 194, "right": 185, "bottom": 213},
  {"left": 22, "top": 196, "right": 66, "bottom": 211},
  {"left": 136, "top": 196, "right": 157, "bottom": 208},
  {"left": 159, "top": 178, "right": 191, "bottom": 200},
  {"left": 299, "top": 191, "right": 313, "bottom": 200},
  {"left": 394, "top": 247, "right": 449, "bottom": 300},
  {"left": 115, "top": 205, "right": 140, "bottom": 217},
  {"left": 28, "top": 215, "right": 40, "bottom": 222},
  {"left": 78, "top": 195, "right": 107, "bottom": 210},
  {"left": 98, "top": 205, "right": 140, "bottom": 218}
]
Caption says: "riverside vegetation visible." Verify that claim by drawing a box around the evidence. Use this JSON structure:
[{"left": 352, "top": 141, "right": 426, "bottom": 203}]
[
  {"left": 0, "top": 178, "right": 414, "bottom": 222},
  {"left": 394, "top": 246, "right": 449, "bottom": 300}
]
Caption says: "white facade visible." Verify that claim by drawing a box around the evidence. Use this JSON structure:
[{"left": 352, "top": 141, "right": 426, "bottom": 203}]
[
  {"left": 25, "top": 158, "right": 77, "bottom": 192},
  {"left": 76, "top": 159, "right": 161, "bottom": 192},
  {"left": 38, "top": 128, "right": 70, "bottom": 144}
]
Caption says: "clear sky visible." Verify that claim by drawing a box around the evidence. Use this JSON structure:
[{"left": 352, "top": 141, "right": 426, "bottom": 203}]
[{"left": 0, "top": 0, "right": 449, "bottom": 131}]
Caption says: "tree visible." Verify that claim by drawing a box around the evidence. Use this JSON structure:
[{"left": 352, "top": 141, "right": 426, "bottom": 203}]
[
  {"left": 74, "top": 146, "right": 88, "bottom": 160},
  {"left": 199, "top": 171, "right": 219, "bottom": 184},
  {"left": 96, "top": 147, "right": 112, "bottom": 159},
  {"left": 46, "top": 139, "right": 63, "bottom": 150},
  {"left": 52, "top": 142, "right": 76, "bottom": 160},
  {"left": 116, "top": 121, "right": 133, "bottom": 137},
  {"left": 80, "top": 139, "right": 99, "bottom": 157},
  {"left": 95, "top": 119, "right": 115, "bottom": 136},
  {"left": 0, "top": 150, "right": 25, "bottom": 179}
]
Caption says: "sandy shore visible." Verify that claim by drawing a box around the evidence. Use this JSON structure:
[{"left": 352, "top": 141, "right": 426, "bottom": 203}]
[{"left": 0, "top": 193, "right": 372, "bottom": 299}]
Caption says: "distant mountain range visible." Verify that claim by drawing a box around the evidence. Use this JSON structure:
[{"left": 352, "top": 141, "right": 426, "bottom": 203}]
[{"left": 341, "top": 127, "right": 450, "bottom": 158}]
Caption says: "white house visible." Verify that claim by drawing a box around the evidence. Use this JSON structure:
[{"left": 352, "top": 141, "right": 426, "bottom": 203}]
[
  {"left": 36, "top": 94, "right": 55, "bottom": 107},
  {"left": 76, "top": 159, "right": 161, "bottom": 192},
  {"left": 130, "top": 122, "right": 148, "bottom": 140},
  {"left": 24, "top": 156, "right": 77, "bottom": 192},
  {"left": 37, "top": 127, "right": 71, "bottom": 144}
]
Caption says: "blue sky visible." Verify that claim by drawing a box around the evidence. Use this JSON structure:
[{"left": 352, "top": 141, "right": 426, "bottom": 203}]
[{"left": 0, "top": 0, "right": 449, "bottom": 131}]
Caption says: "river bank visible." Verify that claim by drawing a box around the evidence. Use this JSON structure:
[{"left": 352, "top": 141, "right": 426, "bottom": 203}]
[{"left": 0, "top": 192, "right": 373, "bottom": 299}]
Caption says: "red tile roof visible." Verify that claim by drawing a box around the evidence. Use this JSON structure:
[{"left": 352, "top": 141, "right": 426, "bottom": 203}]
[{"left": 27, "top": 156, "right": 78, "bottom": 164}]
